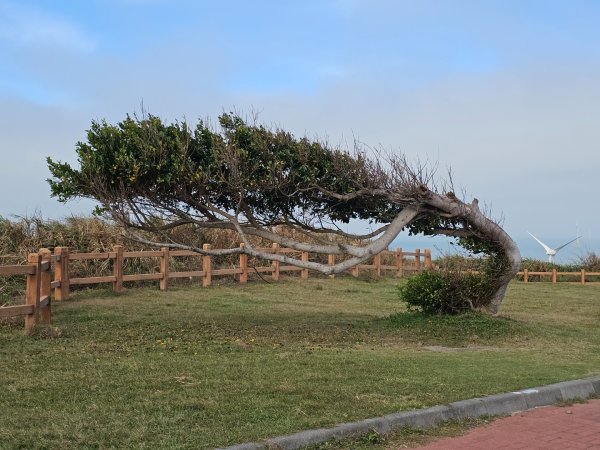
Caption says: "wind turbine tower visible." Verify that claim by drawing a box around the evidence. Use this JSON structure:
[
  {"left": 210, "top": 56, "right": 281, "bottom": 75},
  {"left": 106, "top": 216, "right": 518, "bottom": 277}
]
[{"left": 527, "top": 232, "right": 581, "bottom": 263}]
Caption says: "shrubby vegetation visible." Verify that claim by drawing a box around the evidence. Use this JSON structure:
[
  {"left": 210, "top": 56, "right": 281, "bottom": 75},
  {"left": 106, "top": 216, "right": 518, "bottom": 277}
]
[
  {"left": 399, "top": 252, "right": 600, "bottom": 314},
  {"left": 433, "top": 253, "right": 600, "bottom": 273},
  {"left": 0, "top": 214, "right": 355, "bottom": 304},
  {"left": 398, "top": 254, "right": 504, "bottom": 314},
  {"left": 0, "top": 214, "right": 331, "bottom": 263},
  {"left": 398, "top": 270, "right": 490, "bottom": 314},
  {"left": 46, "top": 113, "right": 522, "bottom": 313},
  {"left": 519, "top": 256, "right": 600, "bottom": 273}
]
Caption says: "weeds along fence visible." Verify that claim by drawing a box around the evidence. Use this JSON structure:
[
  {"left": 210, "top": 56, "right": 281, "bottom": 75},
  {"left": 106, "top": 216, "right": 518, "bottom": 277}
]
[
  {"left": 0, "top": 245, "right": 431, "bottom": 334},
  {"left": 516, "top": 269, "right": 600, "bottom": 284}
]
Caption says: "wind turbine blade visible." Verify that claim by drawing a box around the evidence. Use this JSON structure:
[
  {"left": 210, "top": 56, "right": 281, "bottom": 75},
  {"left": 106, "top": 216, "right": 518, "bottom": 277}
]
[
  {"left": 555, "top": 236, "right": 582, "bottom": 252},
  {"left": 527, "top": 231, "right": 554, "bottom": 254}
]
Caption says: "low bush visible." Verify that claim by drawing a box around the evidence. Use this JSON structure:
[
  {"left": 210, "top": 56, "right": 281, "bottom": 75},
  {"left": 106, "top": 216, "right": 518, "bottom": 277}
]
[
  {"left": 398, "top": 270, "right": 492, "bottom": 315},
  {"left": 433, "top": 254, "right": 485, "bottom": 272},
  {"left": 577, "top": 252, "right": 600, "bottom": 271},
  {"left": 519, "top": 257, "right": 579, "bottom": 273}
]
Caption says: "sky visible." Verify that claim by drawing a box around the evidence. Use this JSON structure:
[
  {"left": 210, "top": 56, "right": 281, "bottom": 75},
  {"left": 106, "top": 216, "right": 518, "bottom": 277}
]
[{"left": 1, "top": 0, "right": 598, "bottom": 262}]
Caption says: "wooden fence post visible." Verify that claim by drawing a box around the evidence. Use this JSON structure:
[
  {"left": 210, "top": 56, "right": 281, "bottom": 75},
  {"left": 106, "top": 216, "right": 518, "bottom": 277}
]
[
  {"left": 551, "top": 269, "right": 557, "bottom": 284},
  {"left": 39, "top": 248, "right": 52, "bottom": 324},
  {"left": 374, "top": 252, "right": 381, "bottom": 278},
  {"left": 24, "top": 253, "right": 41, "bottom": 335},
  {"left": 301, "top": 251, "right": 309, "bottom": 279},
  {"left": 272, "top": 243, "right": 280, "bottom": 281},
  {"left": 524, "top": 269, "right": 529, "bottom": 283},
  {"left": 328, "top": 254, "right": 335, "bottom": 279},
  {"left": 160, "top": 247, "right": 170, "bottom": 291},
  {"left": 581, "top": 269, "right": 586, "bottom": 285},
  {"left": 202, "top": 244, "right": 212, "bottom": 287},
  {"left": 239, "top": 243, "right": 248, "bottom": 284},
  {"left": 113, "top": 245, "right": 123, "bottom": 293},
  {"left": 396, "top": 248, "right": 403, "bottom": 277},
  {"left": 415, "top": 248, "right": 421, "bottom": 272},
  {"left": 424, "top": 249, "right": 432, "bottom": 270},
  {"left": 54, "top": 246, "right": 70, "bottom": 301}
]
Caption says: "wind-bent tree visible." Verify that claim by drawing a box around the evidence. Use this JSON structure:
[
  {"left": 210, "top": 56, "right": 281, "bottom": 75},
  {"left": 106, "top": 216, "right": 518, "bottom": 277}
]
[{"left": 47, "top": 113, "right": 521, "bottom": 313}]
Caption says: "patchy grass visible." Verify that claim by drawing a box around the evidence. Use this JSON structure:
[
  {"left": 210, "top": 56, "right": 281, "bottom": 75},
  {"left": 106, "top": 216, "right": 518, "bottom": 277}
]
[
  {"left": 381, "top": 311, "right": 529, "bottom": 346},
  {"left": 309, "top": 417, "right": 496, "bottom": 449},
  {"left": 1, "top": 278, "right": 599, "bottom": 449}
]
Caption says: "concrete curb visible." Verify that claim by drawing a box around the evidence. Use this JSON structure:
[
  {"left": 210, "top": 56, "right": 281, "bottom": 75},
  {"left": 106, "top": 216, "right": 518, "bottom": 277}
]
[{"left": 217, "top": 375, "right": 600, "bottom": 450}]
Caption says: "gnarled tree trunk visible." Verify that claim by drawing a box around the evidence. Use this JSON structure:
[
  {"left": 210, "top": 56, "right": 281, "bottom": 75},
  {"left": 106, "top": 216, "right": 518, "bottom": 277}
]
[{"left": 419, "top": 187, "right": 521, "bottom": 313}]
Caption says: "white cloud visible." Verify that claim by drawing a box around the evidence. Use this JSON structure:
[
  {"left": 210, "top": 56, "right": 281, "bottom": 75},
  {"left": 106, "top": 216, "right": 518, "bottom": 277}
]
[
  {"left": 0, "top": 1, "right": 598, "bottom": 259},
  {"left": 0, "top": 1, "right": 95, "bottom": 52},
  {"left": 223, "top": 62, "right": 600, "bottom": 243}
]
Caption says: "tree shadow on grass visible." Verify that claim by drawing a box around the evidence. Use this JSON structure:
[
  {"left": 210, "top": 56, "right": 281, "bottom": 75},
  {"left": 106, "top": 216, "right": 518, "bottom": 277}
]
[{"left": 376, "top": 311, "right": 532, "bottom": 347}]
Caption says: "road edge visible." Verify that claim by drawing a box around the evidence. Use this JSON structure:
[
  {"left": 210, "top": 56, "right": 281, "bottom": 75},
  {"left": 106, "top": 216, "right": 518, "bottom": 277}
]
[{"left": 217, "top": 375, "right": 600, "bottom": 450}]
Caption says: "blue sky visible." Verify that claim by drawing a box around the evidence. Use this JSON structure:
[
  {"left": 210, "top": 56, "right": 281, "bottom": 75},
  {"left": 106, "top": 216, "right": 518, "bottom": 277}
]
[{"left": 1, "top": 0, "right": 599, "bottom": 261}]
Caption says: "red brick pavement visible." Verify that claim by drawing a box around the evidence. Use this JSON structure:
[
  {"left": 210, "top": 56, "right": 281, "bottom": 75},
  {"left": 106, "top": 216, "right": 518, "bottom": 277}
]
[{"left": 417, "top": 399, "right": 600, "bottom": 449}]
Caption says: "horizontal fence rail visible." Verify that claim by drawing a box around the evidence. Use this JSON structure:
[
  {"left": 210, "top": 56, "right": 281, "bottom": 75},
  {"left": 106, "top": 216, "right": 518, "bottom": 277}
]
[
  {"left": 54, "top": 244, "right": 431, "bottom": 296},
  {"left": 517, "top": 269, "right": 600, "bottom": 285},
  {"left": 3, "top": 245, "right": 599, "bottom": 335},
  {"left": 1, "top": 245, "right": 431, "bottom": 334}
]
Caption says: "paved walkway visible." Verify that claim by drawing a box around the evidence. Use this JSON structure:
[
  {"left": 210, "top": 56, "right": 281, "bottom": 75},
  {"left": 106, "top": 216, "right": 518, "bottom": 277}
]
[{"left": 418, "top": 399, "right": 600, "bottom": 449}]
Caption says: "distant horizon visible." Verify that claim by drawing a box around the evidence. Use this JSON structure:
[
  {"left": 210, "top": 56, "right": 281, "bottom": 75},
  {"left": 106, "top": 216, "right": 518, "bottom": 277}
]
[{"left": 392, "top": 233, "right": 598, "bottom": 263}]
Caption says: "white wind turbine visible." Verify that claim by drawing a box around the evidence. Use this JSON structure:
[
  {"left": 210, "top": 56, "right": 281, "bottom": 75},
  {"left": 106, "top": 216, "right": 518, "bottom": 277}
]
[{"left": 527, "top": 232, "right": 581, "bottom": 263}]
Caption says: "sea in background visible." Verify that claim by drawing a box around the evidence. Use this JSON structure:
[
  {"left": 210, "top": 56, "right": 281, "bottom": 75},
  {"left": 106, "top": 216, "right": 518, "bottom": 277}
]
[{"left": 390, "top": 233, "right": 599, "bottom": 264}]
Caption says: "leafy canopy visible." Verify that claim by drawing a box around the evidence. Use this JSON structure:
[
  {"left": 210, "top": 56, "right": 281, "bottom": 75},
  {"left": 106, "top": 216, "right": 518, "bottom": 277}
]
[{"left": 48, "top": 113, "right": 402, "bottom": 225}]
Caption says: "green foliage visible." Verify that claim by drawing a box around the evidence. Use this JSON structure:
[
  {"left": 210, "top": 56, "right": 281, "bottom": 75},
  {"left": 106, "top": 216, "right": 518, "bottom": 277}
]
[
  {"left": 398, "top": 270, "right": 494, "bottom": 314},
  {"left": 359, "top": 430, "right": 385, "bottom": 445},
  {"left": 46, "top": 112, "right": 519, "bottom": 302},
  {"left": 408, "top": 216, "right": 503, "bottom": 257},
  {"left": 47, "top": 113, "right": 399, "bottom": 225}
]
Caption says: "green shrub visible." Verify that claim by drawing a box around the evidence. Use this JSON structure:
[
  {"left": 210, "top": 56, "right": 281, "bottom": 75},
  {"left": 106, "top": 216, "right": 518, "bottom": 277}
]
[{"left": 398, "top": 270, "right": 492, "bottom": 315}]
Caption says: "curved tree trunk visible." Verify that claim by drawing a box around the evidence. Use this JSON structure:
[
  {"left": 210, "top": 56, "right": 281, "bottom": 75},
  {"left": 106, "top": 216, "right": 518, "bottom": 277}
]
[
  {"left": 128, "top": 189, "right": 520, "bottom": 314},
  {"left": 422, "top": 189, "right": 522, "bottom": 314},
  {"left": 483, "top": 235, "right": 521, "bottom": 314},
  {"left": 468, "top": 214, "right": 521, "bottom": 314}
]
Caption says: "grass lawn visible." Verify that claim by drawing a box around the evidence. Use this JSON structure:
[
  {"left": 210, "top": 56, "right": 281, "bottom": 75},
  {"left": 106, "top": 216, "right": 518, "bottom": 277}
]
[{"left": 1, "top": 277, "right": 599, "bottom": 449}]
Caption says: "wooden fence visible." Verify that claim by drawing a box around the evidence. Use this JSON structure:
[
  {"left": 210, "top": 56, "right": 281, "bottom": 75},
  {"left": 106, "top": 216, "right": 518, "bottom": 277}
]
[
  {"left": 517, "top": 269, "right": 600, "bottom": 285},
  {"left": 0, "top": 250, "right": 53, "bottom": 334},
  {"left": 57, "top": 244, "right": 431, "bottom": 296},
  {"left": 4, "top": 245, "right": 599, "bottom": 334},
  {"left": 1, "top": 245, "right": 431, "bottom": 334}
]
